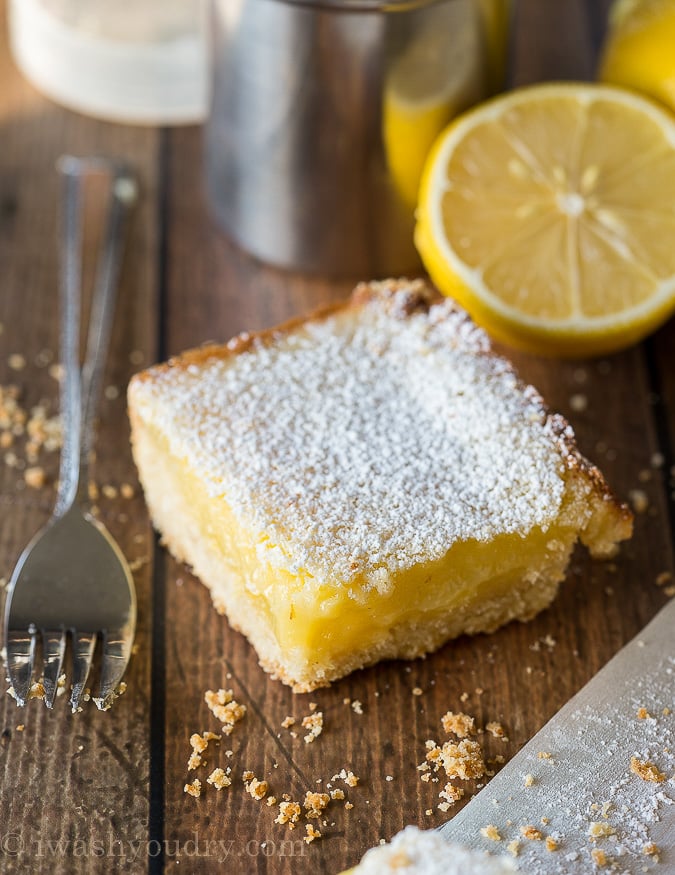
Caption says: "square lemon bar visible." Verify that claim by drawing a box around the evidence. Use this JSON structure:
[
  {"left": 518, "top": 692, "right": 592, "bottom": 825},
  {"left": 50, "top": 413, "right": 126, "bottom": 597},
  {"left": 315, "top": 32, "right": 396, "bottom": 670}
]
[{"left": 128, "top": 280, "right": 631, "bottom": 691}]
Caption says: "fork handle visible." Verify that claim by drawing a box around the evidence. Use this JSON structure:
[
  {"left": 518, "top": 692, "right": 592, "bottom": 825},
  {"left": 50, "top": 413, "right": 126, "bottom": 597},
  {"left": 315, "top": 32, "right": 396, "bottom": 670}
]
[{"left": 54, "top": 157, "right": 138, "bottom": 517}]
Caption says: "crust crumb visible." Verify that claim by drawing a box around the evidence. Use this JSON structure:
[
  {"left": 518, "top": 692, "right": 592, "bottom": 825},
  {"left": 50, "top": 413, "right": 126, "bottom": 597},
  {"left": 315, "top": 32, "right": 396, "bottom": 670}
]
[
  {"left": 480, "top": 825, "right": 501, "bottom": 841},
  {"left": 304, "top": 791, "right": 330, "bottom": 818},
  {"left": 425, "top": 739, "right": 486, "bottom": 780},
  {"left": 521, "top": 825, "right": 543, "bottom": 840},
  {"left": 184, "top": 779, "right": 202, "bottom": 798},
  {"left": 206, "top": 768, "right": 231, "bottom": 790},
  {"left": 304, "top": 824, "right": 321, "bottom": 844},
  {"left": 302, "top": 711, "right": 324, "bottom": 743},
  {"left": 204, "top": 688, "right": 246, "bottom": 734},
  {"left": 591, "top": 848, "right": 608, "bottom": 867},
  {"left": 545, "top": 836, "right": 559, "bottom": 851},
  {"left": 245, "top": 776, "right": 269, "bottom": 800},
  {"left": 485, "top": 721, "right": 508, "bottom": 741},
  {"left": 439, "top": 783, "right": 464, "bottom": 805},
  {"left": 630, "top": 756, "right": 665, "bottom": 783},
  {"left": 636, "top": 707, "right": 651, "bottom": 720},
  {"left": 441, "top": 711, "right": 475, "bottom": 738},
  {"left": 275, "top": 800, "right": 301, "bottom": 828}
]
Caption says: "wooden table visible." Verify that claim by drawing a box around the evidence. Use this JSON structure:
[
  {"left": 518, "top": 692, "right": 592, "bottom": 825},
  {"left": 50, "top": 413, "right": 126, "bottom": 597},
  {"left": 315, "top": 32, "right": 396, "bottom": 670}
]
[{"left": 0, "top": 2, "right": 673, "bottom": 872}]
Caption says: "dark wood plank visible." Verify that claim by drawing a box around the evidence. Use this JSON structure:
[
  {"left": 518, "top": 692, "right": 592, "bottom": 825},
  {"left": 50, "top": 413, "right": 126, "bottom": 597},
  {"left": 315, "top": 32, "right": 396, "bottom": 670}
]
[
  {"left": 159, "top": 5, "right": 674, "bottom": 874},
  {"left": 0, "top": 5, "right": 159, "bottom": 871}
]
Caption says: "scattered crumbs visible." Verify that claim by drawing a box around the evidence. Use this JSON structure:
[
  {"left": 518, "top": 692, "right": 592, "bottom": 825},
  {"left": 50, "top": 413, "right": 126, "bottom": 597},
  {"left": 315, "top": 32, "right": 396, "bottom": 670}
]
[
  {"left": 184, "top": 779, "right": 202, "bottom": 798},
  {"left": 304, "top": 824, "right": 321, "bottom": 844},
  {"left": 206, "top": 768, "right": 231, "bottom": 790},
  {"left": 302, "top": 711, "right": 323, "bottom": 743},
  {"left": 588, "top": 822, "right": 616, "bottom": 839},
  {"left": 630, "top": 756, "right": 665, "bottom": 783},
  {"left": 24, "top": 466, "right": 46, "bottom": 489},
  {"left": 204, "top": 689, "right": 246, "bottom": 734},
  {"left": 480, "top": 825, "right": 501, "bottom": 841},
  {"left": 425, "top": 739, "right": 486, "bottom": 780},
  {"left": 8, "top": 354, "right": 26, "bottom": 371},
  {"left": 569, "top": 393, "right": 587, "bottom": 412},
  {"left": 351, "top": 700, "right": 363, "bottom": 715},
  {"left": 332, "top": 769, "right": 359, "bottom": 788},
  {"left": 521, "top": 825, "right": 543, "bottom": 840},
  {"left": 275, "top": 801, "right": 301, "bottom": 828},
  {"left": 636, "top": 707, "right": 651, "bottom": 720},
  {"left": 591, "top": 848, "right": 607, "bottom": 867},
  {"left": 545, "top": 837, "right": 559, "bottom": 852},
  {"left": 524, "top": 774, "right": 535, "bottom": 787},
  {"left": 330, "top": 788, "right": 345, "bottom": 801},
  {"left": 439, "top": 783, "right": 464, "bottom": 805},
  {"left": 245, "top": 777, "right": 269, "bottom": 800},
  {"left": 485, "top": 721, "right": 508, "bottom": 741},
  {"left": 441, "top": 711, "right": 475, "bottom": 738},
  {"left": 412, "top": 687, "right": 423, "bottom": 696},
  {"left": 628, "top": 489, "right": 649, "bottom": 514},
  {"left": 304, "top": 791, "right": 330, "bottom": 818},
  {"left": 281, "top": 716, "right": 295, "bottom": 729},
  {"left": 507, "top": 839, "right": 520, "bottom": 857}
]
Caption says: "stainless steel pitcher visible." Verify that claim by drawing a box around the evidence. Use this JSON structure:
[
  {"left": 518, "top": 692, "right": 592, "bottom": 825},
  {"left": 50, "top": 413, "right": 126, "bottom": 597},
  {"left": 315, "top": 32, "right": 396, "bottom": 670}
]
[{"left": 206, "top": 0, "right": 510, "bottom": 277}]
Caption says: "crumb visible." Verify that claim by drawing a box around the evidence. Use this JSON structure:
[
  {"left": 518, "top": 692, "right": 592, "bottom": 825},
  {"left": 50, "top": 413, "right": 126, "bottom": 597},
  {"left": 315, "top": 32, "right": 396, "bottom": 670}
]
[
  {"left": 120, "top": 483, "right": 134, "bottom": 499},
  {"left": 333, "top": 769, "right": 359, "bottom": 787},
  {"left": 485, "top": 721, "right": 508, "bottom": 740},
  {"left": 330, "top": 789, "right": 345, "bottom": 801},
  {"left": 302, "top": 711, "right": 323, "bottom": 743},
  {"left": 281, "top": 716, "right": 295, "bottom": 729},
  {"left": 664, "top": 707, "right": 672, "bottom": 716},
  {"left": 412, "top": 687, "right": 423, "bottom": 696},
  {"left": 545, "top": 837, "right": 559, "bottom": 851},
  {"left": 475, "top": 688, "right": 484, "bottom": 696},
  {"left": 480, "top": 825, "right": 501, "bottom": 841},
  {"left": 438, "top": 802, "right": 451, "bottom": 813},
  {"left": 591, "top": 848, "right": 607, "bottom": 867},
  {"left": 104, "top": 385, "right": 120, "bottom": 400},
  {"left": 204, "top": 689, "right": 246, "bottom": 734},
  {"left": 344, "top": 801, "right": 354, "bottom": 810},
  {"left": 651, "top": 452, "right": 664, "bottom": 468},
  {"left": 385, "top": 775, "right": 394, "bottom": 782},
  {"left": 507, "top": 839, "right": 520, "bottom": 857},
  {"left": 343, "top": 697, "right": 350, "bottom": 705},
  {"left": 441, "top": 711, "right": 475, "bottom": 738},
  {"left": 439, "top": 783, "right": 464, "bottom": 805},
  {"left": 207, "top": 768, "right": 231, "bottom": 790},
  {"left": 629, "top": 489, "right": 649, "bottom": 514},
  {"left": 309, "top": 702, "right": 317, "bottom": 712},
  {"left": 242, "top": 770, "right": 255, "bottom": 782},
  {"left": 656, "top": 571, "right": 673, "bottom": 587},
  {"left": 16, "top": 724, "right": 24, "bottom": 732},
  {"left": 636, "top": 707, "right": 651, "bottom": 720},
  {"left": 351, "top": 700, "right": 363, "bottom": 715},
  {"left": 630, "top": 756, "right": 665, "bottom": 783},
  {"left": 184, "top": 779, "right": 202, "bottom": 798},
  {"left": 102, "top": 484, "right": 118, "bottom": 499},
  {"left": 459, "top": 692, "right": 469, "bottom": 703},
  {"left": 245, "top": 777, "right": 269, "bottom": 800},
  {"left": 8, "top": 354, "right": 26, "bottom": 371},
  {"left": 304, "top": 824, "right": 321, "bottom": 844},
  {"left": 24, "top": 466, "right": 46, "bottom": 489},
  {"left": 537, "top": 751, "right": 552, "bottom": 760},
  {"left": 521, "top": 825, "right": 543, "bottom": 840},
  {"left": 426, "top": 739, "right": 486, "bottom": 780},
  {"left": 588, "top": 822, "right": 616, "bottom": 839},
  {"left": 420, "top": 773, "right": 431, "bottom": 783},
  {"left": 524, "top": 774, "right": 535, "bottom": 787},
  {"left": 266, "top": 796, "right": 277, "bottom": 806},
  {"left": 643, "top": 843, "right": 659, "bottom": 858},
  {"left": 275, "top": 801, "right": 301, "bottom": 828},
  {"left": 425, "top": 809, "right": 433, "bottom": 816},
  {"left": 304, "top": 791, "right": 330, "bottom": 818}
]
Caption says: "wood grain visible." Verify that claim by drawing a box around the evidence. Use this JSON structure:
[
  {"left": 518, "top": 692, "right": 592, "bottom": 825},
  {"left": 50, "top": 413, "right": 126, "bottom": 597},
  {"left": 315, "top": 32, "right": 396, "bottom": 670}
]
[
  {"left": 0, "top": 7, "right": 159, "bottom": 872},
  {"left": 0, "top": 1, "right": 673, "bottom": 874}
]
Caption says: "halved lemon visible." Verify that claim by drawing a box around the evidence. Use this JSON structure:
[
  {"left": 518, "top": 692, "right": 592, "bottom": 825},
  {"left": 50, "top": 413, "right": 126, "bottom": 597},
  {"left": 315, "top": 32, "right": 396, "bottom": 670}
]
[
  {"left": 599, "top": 0, "right": 675, "bottom": 113},
  {"left": 415, "top": 83, "right": 675, "bottom": 356}
]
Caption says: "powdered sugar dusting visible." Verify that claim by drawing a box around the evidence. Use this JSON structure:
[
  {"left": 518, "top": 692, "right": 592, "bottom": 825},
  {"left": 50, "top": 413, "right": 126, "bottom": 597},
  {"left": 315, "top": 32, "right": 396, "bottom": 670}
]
[
  {"left": 352, "top": 826, "right": 515, "bottom": 874},
  {"left": 132, "top": 281, "right": 568, "bottom": 589}
]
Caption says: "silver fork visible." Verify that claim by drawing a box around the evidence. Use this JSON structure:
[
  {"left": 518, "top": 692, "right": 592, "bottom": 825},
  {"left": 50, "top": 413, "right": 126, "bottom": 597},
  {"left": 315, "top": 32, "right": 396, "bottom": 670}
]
[{"left": 4, "top": 156, "right": 138, "bottom": 712}]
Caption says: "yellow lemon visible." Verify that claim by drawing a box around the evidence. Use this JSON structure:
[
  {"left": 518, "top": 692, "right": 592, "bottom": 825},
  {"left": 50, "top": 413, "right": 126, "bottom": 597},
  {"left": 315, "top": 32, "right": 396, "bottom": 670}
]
[
  {"left": 415, "top": 83, "right": 675, "bottom": 357},
  {"left": 599, "top": 0, "right": 675, "bottom": 113}
]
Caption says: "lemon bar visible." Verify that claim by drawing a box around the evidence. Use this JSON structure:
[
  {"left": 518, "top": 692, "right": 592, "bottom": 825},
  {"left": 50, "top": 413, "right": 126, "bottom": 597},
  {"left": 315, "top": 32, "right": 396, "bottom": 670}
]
[{"left": 128, "top": 279, "right": 631, "bottom": 691}]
